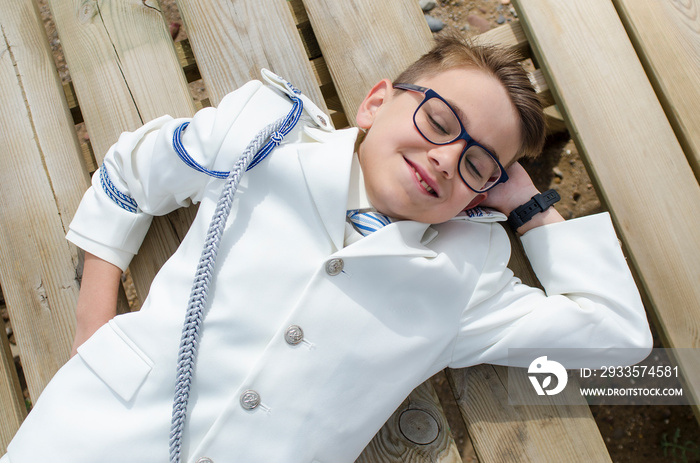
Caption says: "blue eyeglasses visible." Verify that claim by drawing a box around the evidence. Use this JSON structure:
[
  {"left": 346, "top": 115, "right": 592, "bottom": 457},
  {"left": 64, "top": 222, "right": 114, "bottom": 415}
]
[{"left": 393, "top": 83, "right": 508, "bottom": 193}]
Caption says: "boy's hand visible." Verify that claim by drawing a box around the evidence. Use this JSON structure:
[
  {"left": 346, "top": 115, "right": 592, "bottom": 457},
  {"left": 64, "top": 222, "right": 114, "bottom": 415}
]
[{"left": 480, "top": 162, "right": 565, "bottom": 234}]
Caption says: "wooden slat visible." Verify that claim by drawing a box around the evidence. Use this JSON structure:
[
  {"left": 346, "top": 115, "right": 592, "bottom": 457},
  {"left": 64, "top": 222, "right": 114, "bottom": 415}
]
[
  {"left": 47, "top": 0, "right": 197, "bottom": 301},
  {"left": 474, "top": 20, "right": 531, "bottom": 59},
  {"left": 0, "top": 288, "right": 24, "bottom": 451},
  {"left": 175, "top": 0, "right": 325, "bottom": 109},
  {"left": 0, "top": 316, "right": 25, "bottom": 454},
  {"left": 448, "top": 366, "right": 611, "bottom": 462},
  {"left": 301, "top": 0, "right": 434, "bottom": 124},
  {"left": 612, "top": 0, "right": 700, "bottom": 180},
  {"left": 356, "top": 381, "right": 461, "bottom": 462},
  {"left": 49, "top": 0, "right": 194, "bottom": 157},
  {"left": 0, "top": 0, "right": 88, "bottom": 404},
  {"left": 513, "top": 0, "right": 700, "bottom": 408},
  {"left": 174, "top": 39, "right": 201, "bottom": 84}
]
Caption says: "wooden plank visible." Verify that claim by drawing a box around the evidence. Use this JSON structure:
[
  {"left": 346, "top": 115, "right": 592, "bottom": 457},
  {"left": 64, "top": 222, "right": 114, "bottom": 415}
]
[
  {"left": 287, "top": 0, "right": 324, "bottom": 61},
  {"left": 0, "top": 315, "right": 25, "bottom": 454},
  {"left": 474, "top": 20, "right": 531, "bottom": 59},
  {"left": 612, "top": 0, "right": 700, "bottom": 180},
  {"left": 48, "top": 0, "right": 194, "bottom": 157},
  {"left": 0, "top": 289, "right": 24, "bottom": 452},
  {"left": 175, "top": 0, "right": 326, "bottom": 109},
  {"left": 0, "top": 0, "right": 88, "bottom": 403},
  {"left": 301, "top": 0, "right": 434, "bottom": 123},
  {"left": 47, "top": 0, "right": 198, "bottom": 301},
  {"left": 472, "top": 22, "right": 556, "bottom": 108},
  {"left": 173, "top": 39, "right": 201, "bottom": 84},
  {"left": 513, "top": 0, "right": 700, "bottom": 408},
  {"left": 448, "top": 365, "right": 611, "bottom": 462},
  {"left": 356, "top": 381, "right": 461, "bottom": 462}
]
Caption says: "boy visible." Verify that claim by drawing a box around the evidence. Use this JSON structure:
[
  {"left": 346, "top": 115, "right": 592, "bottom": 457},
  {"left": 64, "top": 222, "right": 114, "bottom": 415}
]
[{"left": 2, "top": 36, "right": 651, "bottom": 462}]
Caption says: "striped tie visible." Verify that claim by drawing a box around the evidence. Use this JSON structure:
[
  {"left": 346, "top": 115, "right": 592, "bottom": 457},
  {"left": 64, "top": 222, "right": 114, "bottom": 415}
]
[{"left": 347, "top": 209, "right": 392, "bottom": 236}]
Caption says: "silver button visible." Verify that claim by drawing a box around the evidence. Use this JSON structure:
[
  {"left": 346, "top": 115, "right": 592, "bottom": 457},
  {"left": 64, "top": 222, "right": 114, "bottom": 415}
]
[
  {"left": 325, "top": 258, "right": 344, "bottom": 276},
  {"left": 285, "top": 325, "right": 304, "bottom": 345},
  {"left": 240, "top": 390, "right": 261, "bottom": 410},
  {"left": 196, "top": 458, "right": 213, "bottom": 463}
]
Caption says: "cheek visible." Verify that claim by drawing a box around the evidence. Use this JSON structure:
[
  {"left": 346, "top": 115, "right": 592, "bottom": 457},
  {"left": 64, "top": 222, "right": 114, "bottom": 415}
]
[{"left": 452, "top": 185, "right": 479, "bottom": 210}]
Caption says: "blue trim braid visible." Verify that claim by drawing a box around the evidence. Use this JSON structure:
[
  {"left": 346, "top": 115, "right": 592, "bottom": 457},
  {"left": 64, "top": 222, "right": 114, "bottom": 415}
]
[
  {"left": 100, "top": 164, "right": 138, "bottom": 213},
  {"left": 172, "top": 97, "right": 304, "bottom": 177}
]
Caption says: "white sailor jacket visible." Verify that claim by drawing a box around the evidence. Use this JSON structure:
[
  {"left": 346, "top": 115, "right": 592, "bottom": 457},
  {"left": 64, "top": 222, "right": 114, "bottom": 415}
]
[{"left": 4, "top": 76, "right": 652, "bottom": 463}]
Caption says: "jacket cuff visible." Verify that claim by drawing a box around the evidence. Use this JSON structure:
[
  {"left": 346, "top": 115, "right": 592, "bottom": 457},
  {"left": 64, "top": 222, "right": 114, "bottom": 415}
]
[
  {"left": 67, "top": 173, "right": 153, "bottom": 272},
  {"left": 520, "top": 212, "right": 628, "bottom": 295}
]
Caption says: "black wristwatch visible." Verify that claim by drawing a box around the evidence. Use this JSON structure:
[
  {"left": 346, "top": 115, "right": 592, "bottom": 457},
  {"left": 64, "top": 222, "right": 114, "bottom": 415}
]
[{"left": 507, "top": 189, "right": 561, "bottom": 230}]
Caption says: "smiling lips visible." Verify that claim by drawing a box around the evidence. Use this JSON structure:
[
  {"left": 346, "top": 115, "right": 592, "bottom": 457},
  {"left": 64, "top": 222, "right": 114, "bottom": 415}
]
[
  {"left": 414, "top": 170, "right": 436, "bottom": 196},
  {"left": 408, "top": 161, "right": 438, "bottom": 197}
]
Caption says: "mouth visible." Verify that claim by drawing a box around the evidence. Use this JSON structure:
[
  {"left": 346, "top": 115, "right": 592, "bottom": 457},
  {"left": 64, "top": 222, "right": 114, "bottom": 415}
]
[{"left": 407, "top": 159, "right": 439, "bottom": 197}]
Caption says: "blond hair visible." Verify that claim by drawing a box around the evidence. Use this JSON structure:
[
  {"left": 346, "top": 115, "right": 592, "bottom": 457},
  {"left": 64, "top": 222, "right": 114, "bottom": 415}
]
[{"left": 394, "top": 34, "right": 545, "bottom": 161}]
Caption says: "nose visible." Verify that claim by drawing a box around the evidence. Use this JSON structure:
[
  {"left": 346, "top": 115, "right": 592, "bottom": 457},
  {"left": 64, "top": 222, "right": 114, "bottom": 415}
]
[{"left": 428, "top": 141, "right": 465, "bottom": 179}]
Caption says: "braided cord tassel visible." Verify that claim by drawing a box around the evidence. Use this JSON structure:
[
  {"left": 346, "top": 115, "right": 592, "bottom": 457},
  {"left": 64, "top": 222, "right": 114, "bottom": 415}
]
[{"left": 168, "top": 96, "right": 302, "bottom": 463}]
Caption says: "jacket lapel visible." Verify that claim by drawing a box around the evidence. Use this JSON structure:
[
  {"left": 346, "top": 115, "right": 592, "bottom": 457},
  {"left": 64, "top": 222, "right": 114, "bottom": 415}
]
[
  {"left": 296, "top": 127, "right": 357, "bottom": 252},
  {"left": 337, "top": 220, "right": 437, "bottom": 259}
]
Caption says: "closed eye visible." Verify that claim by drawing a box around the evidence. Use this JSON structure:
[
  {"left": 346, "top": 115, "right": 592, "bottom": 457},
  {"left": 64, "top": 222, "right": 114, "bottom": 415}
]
[
  {"left": 427, "top": 114, "right": 450, "bottom": 136},
  {"left": 463, "top": 156, "right": 483, "bottom": 179}
]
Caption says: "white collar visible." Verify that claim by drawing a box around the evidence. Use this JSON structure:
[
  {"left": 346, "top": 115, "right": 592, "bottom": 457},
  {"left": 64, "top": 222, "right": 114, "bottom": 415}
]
[{"left": 346, "top": 152, "right": 373, "bottom": 211}]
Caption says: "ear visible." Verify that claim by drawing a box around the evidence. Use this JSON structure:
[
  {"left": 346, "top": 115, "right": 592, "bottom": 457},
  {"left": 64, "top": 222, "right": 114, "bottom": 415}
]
[
  {"left": 464, "top": 193, "right": 487, "bottom": 210},
  {"left": 355, "top": 79, "right": 393, "bottom": 129}
]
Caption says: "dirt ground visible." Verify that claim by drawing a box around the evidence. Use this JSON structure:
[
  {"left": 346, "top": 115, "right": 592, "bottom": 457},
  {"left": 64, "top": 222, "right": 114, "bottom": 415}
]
[{"left": 13, "top": 0, "right": 699, "bottom": 462}]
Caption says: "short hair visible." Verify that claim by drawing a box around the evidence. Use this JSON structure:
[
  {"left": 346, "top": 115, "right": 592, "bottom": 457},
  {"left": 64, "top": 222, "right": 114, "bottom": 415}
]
[{"left": 394, "top": 34, "right": 545, "bottom": 161}]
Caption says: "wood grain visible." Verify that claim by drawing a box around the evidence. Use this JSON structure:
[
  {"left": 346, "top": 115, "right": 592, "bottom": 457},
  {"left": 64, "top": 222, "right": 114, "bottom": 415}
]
[
  {"left": 613, "top": 0, "right": 700, "bottom": 180},
  {"left": 448, "top": 365, "right": 612, "bottom": 462},
  {"left": 0, "top": 316, "right": 25, "bottom": 454},
  {"left": 47, "top": 0, "right": 198, "bottom": 301},
  {"left": 176, "top": 0, "right": 325, "bottom": 109},
  {"left": 301, "top": 0, "right": 434, "bottom": 123},
  {"left": 357, "top": 381, "right": 462, "bottom": 462},
  {"left": 474, "top": 20, "right": 531, "bottom": 59},
  {"left": 513, "top": 0, "right": 700, "bottom": 409},
  {"left": 0, "top": 0, "right": 88, "bottom": 411}
]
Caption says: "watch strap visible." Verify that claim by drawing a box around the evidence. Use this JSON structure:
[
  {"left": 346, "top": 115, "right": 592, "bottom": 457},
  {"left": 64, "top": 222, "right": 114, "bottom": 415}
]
[{"left": 507, "top": 189, "right": 561, "bottom": 230}]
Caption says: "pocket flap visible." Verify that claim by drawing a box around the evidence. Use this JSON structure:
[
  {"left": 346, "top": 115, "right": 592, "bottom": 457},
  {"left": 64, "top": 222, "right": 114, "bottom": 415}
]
[{"left": 77, "top": 321, "right": 153, "bottom": 402}]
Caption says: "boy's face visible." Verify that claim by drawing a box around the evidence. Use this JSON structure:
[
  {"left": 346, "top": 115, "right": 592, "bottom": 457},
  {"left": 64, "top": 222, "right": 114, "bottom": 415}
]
[{"left": 356, "top": 67, "right": 522, "bottom": 224}]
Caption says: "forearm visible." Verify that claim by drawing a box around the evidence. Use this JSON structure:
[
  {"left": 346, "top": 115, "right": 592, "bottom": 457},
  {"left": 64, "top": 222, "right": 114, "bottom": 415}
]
[
  {"left": 71, "top": 252, "right": 123, "bottom": 356},
  {"left": 496, "top": 183, "right": 565, "bottom": 235},
  {"left": 481, "top": 162, "right": 564, "bottom": 235}
]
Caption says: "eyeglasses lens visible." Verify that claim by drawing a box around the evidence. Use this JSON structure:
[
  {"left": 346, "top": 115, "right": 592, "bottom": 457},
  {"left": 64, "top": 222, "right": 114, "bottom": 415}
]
[
  {"left": 460, "top": 145, "right": 501, "bottom": 192},
  {"left": 415, "top": 98, "right": 501, "bottom": 192},
  {"left": 414, "top": 97, "right": 461, "bottom": 144}
]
